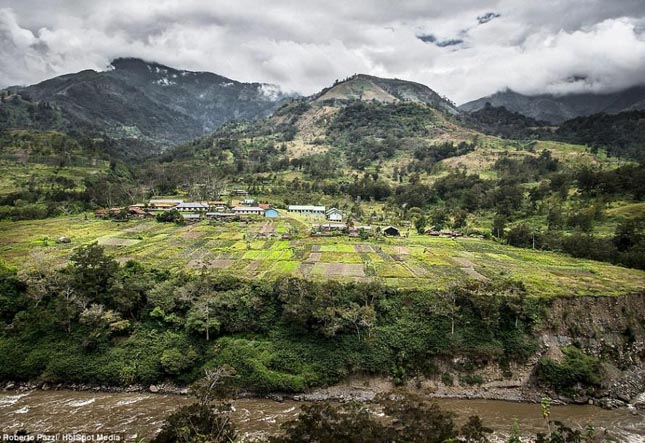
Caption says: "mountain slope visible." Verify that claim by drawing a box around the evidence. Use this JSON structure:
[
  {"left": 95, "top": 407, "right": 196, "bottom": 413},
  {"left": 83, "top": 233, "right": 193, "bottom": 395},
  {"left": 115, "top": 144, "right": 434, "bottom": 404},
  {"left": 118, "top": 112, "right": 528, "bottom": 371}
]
[
  {"left": 460, "top": 86, "right": 645, "bottom": 123},
  {"left": 9, "top": 58, "right": 292, "bottom": 148},
  {"left": 314, "top": 74, "right": 458, "bottom": 114}
]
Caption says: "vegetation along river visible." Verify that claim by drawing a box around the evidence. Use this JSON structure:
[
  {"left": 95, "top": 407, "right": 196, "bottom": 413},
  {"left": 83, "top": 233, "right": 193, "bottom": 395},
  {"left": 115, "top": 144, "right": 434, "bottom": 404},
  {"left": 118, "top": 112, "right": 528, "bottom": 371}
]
[{"left": 0, "top": 390, "right": 643, "bottom": 442}]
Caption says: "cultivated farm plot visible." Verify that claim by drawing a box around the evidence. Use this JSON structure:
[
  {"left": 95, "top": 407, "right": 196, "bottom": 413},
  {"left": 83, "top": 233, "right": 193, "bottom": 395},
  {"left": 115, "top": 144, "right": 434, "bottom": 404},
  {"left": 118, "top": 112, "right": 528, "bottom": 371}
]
[
  {"left": 310, "top": 263, "right": 366, "bottom": 278},
  {"left": 2, "top": 216, "right": 645, "bottom": 296},
  {"left": 97, "top": 237, "right": 141, "bottom": 247}
]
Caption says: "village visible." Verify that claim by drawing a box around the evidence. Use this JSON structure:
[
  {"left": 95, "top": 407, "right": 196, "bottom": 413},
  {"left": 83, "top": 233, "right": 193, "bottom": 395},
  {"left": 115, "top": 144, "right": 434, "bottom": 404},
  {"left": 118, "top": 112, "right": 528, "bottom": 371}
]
[{"left": 94, "top": 190, "right": 468, "bottom": 240}]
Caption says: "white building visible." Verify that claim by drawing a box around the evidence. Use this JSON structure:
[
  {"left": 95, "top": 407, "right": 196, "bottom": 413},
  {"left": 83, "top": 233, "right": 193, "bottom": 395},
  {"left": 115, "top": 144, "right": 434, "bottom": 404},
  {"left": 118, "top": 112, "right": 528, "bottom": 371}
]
[
  {"left": 288, "top": 205, "right": 326, "bottom": 215},
  {"left": 232, "top": 206, "right": 265, "bottom": 215},
  {"left": 176, "top": 202, "right": 209, "bottom": 212},
  {"left": 326, "top": 208, "right": 343, "bottom": 222}
]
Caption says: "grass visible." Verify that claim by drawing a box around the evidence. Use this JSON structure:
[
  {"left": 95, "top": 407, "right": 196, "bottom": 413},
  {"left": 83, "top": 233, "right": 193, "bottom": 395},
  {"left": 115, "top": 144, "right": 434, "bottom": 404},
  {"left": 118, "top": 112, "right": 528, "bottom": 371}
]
[
  {"left": 2, "top": 214, "right": 644, "bottom": 297},
  {"left": 0, "top": 160, "right": 106, "bottom": 196}
]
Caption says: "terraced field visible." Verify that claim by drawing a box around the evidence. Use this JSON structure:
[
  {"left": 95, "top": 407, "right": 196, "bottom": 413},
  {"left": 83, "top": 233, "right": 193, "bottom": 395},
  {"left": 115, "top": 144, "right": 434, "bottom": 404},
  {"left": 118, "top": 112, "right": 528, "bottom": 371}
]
[{"left": 1, "top": 215, "right": 644, "bottom": 297}]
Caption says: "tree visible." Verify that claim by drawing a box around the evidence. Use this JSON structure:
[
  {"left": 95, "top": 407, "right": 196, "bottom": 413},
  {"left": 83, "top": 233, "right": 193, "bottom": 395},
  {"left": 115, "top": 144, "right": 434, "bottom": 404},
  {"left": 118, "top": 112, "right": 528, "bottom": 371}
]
[
  {"left": 453, "top": 209, "right": 468, "bottom": 230},
  {"left": 415, "top": 215, "right": 428, "bottom": 234},
  {"left": 156, "top": 209, "right": 183, "bottom": 224},
  {"left": 431, "top": 208, "right": 448, "bottom": 230},
  {"left": 492, "top": 213, "right": 506, "bottom": 238},
  {"left": 152, "top": 403, "right": 236, "bottom": 443},
  {"left": 341, "top": 303, "right": 376, "bottom": 340},
  {"left": 191, "top": 366, "right": 238, "bottom": 407},
  {"left": 69, "top": 243, "right": 118, "bottom": 304},
  {"left": 78, "top": 303, "right": 129, "bottom": 349},
  {"left": 186, "top": 292, "right": 220, "bottom": 341},
  {"left": 270, "top": 402, "right": 391, "bottom": 443},
  {"left": 507, "top": 419, "right": 522, "bottom": 443},
  {"left": 460, "top": 415, "right": 493, "bottom": 443},
  {"left": 613, "top": 218, "right": 644, "bottom": 252},
  {"left": 506, "top": 224, "right": 533, "bottom": 248},
  {"left": 272, "top": 389, "right": 495, "bottom": 443},
  {"left": 55, "top": 275, "right": 87, "bottom": 334},
  {"left": 541, "top": 397, "right": 552, "bottom": 438},
  {"left": 433, "top": 287, "right": 461, "bottom": 335},
  {"left": 153, "top": 367, "right": 238, "bottom": 443},
  {"left": 547, "top": 204, "right": 564, "bottom": 231},
  {"left": 378, "top": 390, "right": 458, "bottom": 443}
]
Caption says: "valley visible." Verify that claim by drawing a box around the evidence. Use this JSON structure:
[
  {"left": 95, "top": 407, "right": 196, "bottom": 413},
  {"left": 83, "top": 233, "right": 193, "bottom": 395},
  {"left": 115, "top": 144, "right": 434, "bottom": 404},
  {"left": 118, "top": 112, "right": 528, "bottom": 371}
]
[{"left": 1, "top": 57, "right": 644, "bottom": 441}]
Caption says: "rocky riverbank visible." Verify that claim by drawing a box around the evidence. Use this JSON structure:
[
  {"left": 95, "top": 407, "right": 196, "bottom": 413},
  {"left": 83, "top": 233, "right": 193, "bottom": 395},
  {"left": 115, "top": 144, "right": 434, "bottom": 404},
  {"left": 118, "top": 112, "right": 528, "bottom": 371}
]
[{"left": 4, "top": 373, "right": 644, "bottom": 414}]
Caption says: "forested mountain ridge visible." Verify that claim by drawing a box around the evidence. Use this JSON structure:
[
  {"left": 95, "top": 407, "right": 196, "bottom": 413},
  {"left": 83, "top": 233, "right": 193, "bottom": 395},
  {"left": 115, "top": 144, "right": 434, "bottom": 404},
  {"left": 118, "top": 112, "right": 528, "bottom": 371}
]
[
  {"left": 459, "top": 85, "right": 645, "bottom": 123},
  {"left": 5, "top": 58, "right": 292, "bottom": 149},
  {"left": 460, "top": 103, "right": 645, "bottom": 162}
]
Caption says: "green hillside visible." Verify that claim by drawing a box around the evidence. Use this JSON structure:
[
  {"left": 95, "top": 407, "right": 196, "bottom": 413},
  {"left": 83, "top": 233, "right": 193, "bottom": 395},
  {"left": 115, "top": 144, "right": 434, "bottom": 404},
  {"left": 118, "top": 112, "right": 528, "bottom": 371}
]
[
  {"left": 2, "top": 73, "right": 644, "bottom": 271},
  {"left": 2, "top": 215, "right": 644, "bottom": 297}
]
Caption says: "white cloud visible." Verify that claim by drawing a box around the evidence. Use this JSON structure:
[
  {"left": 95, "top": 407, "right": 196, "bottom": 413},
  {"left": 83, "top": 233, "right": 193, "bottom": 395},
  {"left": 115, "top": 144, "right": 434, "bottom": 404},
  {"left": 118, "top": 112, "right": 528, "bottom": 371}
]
[{"left": 0, "top": 1, "right": 644, "bottom": 103}]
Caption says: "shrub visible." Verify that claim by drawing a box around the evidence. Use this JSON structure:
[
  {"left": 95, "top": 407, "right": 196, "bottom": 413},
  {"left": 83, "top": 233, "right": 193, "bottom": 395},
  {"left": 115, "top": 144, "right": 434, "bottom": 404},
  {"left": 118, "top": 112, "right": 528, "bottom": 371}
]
[{"left": 537, "top": 346, "right": 601, "bottom": 393}]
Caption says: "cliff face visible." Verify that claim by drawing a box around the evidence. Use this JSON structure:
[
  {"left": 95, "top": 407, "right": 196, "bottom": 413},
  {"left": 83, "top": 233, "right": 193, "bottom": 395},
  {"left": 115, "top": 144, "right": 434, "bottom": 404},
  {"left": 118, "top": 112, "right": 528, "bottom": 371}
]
[
  {"left": 539, "top": 294, "right": 645, "bottom": 405},
  {"left": 297, "top": 294, "right": 645, "bottom": 409},
  {"left": 406, "top": 294, "right": 645, "bottom": 407}
]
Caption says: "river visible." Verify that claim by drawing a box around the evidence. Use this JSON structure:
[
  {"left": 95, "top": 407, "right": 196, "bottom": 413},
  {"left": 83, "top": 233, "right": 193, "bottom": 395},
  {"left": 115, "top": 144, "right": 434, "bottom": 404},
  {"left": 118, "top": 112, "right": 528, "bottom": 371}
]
[{"left": 0, "top": 390, "right": 643, "bottom": 442}]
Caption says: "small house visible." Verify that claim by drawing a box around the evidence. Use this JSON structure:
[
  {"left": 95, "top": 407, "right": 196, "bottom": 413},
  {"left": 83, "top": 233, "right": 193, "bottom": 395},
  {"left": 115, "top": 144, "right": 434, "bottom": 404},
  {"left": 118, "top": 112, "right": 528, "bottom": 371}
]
[
  {"left": 128, "top": 207, "right": 152, "bottom": 218},
  {"left": 242, "top": 198, "right": 257, "bottom": 206},
  {"left": 182, "top": 214, "right": 201, "bottom": 223},
  {"left": 326, "top": 208, "right": 343, "bottom": 222},
  {"left": 149, "top": 199, "right": 182, "bottom": 210},
  {"left": 319, "top": 223, "right": 347, "bottom": 231},
  {"left": 207, "top": 201, "right": 228, "bottom": 209},
  {"left": 264, "top": 208, "right": 279, "bottom": 218},
  {"left": 382, "top": 226, "right": 400, "bottom": 237}
]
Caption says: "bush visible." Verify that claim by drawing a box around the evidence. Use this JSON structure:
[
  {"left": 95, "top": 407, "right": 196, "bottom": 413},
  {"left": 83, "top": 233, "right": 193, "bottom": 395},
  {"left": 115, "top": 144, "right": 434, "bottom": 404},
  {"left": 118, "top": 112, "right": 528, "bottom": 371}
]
[
  {"left": 537, "top": 346, "right": 601, "bottom": 393},
  {"left": 506, "top": 223, "right": 533, "bottom": 248}
]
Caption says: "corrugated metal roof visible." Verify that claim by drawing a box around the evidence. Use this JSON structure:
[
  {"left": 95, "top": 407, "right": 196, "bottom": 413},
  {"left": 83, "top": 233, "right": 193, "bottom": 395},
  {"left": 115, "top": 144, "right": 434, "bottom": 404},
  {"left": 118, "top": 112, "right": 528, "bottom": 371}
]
[
  {"left": 177, "top": 202, "right": 208, "bottom": 208},
  {"left": 288, "top": 205, "right": 326, "bottom": 211},
  {"left": 232, "top": 206, "right": 264, "bottom": 212}
]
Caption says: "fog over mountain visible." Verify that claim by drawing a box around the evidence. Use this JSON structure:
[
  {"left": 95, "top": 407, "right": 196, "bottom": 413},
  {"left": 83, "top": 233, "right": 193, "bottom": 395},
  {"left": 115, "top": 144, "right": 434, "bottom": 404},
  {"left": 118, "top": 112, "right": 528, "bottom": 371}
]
[
  {"left": 460, "top": 86, "right": 645, "bottom": 123},
  {"left": 1, "top": 1, "right": 645, "bottom": 104}
]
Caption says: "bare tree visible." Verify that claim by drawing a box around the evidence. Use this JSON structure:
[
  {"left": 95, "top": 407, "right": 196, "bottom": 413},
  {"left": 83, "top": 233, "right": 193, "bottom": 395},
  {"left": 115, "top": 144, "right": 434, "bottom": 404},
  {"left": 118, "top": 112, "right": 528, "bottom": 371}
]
[
  {"left": 432, "top": 287, "right": 461, "bottom": 336},
  {"left": 191, "top": 366, "right": 238, "bottom": 407}
]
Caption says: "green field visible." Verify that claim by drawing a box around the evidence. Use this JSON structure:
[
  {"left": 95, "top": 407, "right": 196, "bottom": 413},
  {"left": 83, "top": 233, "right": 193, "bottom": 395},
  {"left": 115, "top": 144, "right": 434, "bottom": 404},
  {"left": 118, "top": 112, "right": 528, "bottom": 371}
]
[{"left": 2, "top": 215, "right": 644, "bottom": 297}]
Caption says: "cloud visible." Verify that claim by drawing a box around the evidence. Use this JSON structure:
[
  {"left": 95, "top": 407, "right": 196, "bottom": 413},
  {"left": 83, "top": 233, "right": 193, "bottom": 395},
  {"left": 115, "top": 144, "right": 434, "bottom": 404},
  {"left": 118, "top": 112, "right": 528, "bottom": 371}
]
[
  {"left": 417, "top": 34, "right": 465, "bottom": 47},
  {"left": 477, "top": 12, "right": 501, "bottom": 25},
  {"left": 0, "top": 0, "right": 644, "bottom": 103}
]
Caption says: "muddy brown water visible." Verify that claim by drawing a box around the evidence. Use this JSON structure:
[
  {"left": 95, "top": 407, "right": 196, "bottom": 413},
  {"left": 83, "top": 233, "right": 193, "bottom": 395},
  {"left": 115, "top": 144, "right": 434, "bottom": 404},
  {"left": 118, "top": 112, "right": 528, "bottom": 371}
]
[{"left": 0, "top": 390, "right": 643, "bottom": 442}]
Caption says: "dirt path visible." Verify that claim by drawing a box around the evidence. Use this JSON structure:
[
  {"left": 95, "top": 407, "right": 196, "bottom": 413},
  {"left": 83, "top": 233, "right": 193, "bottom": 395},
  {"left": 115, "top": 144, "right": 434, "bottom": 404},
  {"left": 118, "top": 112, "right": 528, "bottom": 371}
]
[{"left": 453, "top": 257, "right": 488, "bottom": 281}]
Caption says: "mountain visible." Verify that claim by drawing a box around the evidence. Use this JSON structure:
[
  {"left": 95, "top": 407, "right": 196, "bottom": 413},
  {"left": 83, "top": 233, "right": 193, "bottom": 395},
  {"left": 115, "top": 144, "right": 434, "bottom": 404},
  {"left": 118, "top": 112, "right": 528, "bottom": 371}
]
[
  {"left": 459, "top": 86, "right": 645, "bottom": 123},
  {"left": 165, "top": 74, "right": 474, "bottom": 173},
  {"left": 457, "top": 103, "right": 550, "bottom": 139},
  {"left": 313, "top": 74, "right": 458, "bottom": 114},
  {"left": 7, "top": 58, "right": 292, "bottom": 148}
]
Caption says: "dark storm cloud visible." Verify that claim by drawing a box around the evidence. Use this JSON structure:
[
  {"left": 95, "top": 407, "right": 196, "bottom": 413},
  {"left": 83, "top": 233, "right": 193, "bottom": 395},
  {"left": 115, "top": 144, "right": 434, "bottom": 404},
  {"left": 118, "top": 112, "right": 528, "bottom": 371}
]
[{"left": 0, "top": 0, "right": 644, "bottom": 103}]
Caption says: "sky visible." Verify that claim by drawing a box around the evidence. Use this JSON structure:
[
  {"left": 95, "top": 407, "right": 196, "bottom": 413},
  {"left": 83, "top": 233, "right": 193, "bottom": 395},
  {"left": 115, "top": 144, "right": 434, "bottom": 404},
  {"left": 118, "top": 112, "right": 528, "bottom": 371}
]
[{"left": 1, "top": 0, "right": 644, "bottom": 104}]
